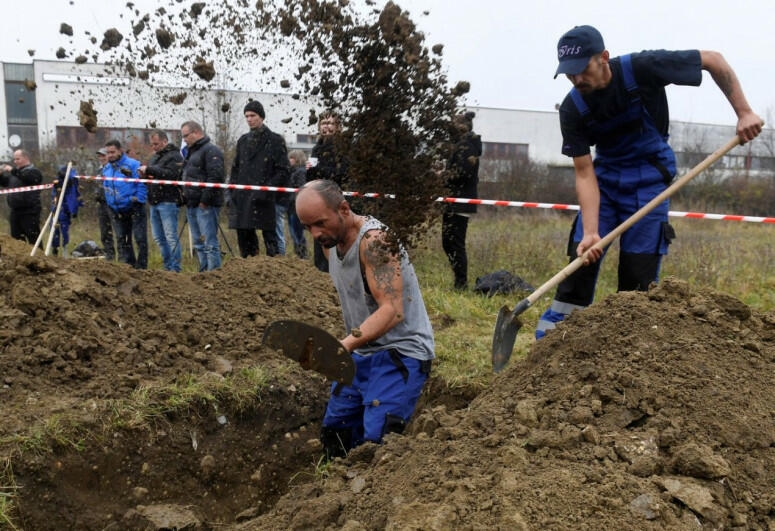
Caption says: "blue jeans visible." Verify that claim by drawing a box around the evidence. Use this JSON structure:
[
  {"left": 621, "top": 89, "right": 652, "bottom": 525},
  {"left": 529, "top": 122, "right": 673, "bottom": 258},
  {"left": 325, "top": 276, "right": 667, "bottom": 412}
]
[
  {"left": 275, "top": 204, "right": 288, "bottom": 256},
  {"left": 187, "top": 206, "right": 221, "bottom": 271},
  {"left": 111, "top": 202, "right": 148, "bottom": 269},
  {"left": 150, "top": 202, "right": 181, "bottom": 272}
]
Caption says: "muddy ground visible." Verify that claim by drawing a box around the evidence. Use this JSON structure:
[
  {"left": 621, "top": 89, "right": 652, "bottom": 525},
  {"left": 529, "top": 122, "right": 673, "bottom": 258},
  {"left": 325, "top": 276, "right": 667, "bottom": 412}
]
[{"left": 1, "top": 232, "right": 774, "bottom": 530}]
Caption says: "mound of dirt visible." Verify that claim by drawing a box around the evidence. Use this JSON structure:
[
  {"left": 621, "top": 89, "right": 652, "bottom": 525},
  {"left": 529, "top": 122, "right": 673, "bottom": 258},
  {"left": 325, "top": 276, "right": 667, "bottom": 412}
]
[
  {"left": 5, "top": 227, "right": 774, "bottom": 529},
  {"left": 245, "top": 278, "right": 775, "bottom": 530},
  {"left": 0, "top": 234, "right": 348, "bottom": 529},
  {"left": 0, "top": 234, "right": 343, "bottom": 436}
]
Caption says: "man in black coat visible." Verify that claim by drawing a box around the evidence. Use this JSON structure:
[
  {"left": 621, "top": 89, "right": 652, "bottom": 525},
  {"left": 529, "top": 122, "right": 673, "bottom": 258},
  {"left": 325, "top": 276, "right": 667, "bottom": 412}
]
[
  {"left": 0, "top": 149, "right": 43, "bottom": 244},
  {"left": 442, "top": 111, "right": 482, "bottom": 290},
  {"left": 228, "top": 100, "right": 290, "bottom": 258},
  {"left": 140, "top": 130, "right": 184, "bottom": 272},
  {"left": 180, "top": 121, "right": 225, "bottom": 271}
]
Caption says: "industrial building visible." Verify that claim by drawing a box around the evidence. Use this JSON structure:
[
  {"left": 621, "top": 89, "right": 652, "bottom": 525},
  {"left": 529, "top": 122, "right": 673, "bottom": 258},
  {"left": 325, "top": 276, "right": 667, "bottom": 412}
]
[{"left": 3, "top": 59, "right": 774, "bottom": 181}]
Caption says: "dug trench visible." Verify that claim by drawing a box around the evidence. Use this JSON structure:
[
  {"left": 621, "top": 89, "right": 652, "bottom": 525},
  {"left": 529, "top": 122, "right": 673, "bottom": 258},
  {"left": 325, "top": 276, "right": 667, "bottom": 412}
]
[
  {"left": 0, "top": 234, "right": 476, "bottom": 529},
  {"left": 3, "top": 232, "right": 775, "bottom": 529}
]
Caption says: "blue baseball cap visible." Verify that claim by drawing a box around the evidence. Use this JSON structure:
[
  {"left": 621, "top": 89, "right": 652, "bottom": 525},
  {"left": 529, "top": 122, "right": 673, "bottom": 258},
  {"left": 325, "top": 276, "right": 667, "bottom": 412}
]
[{"left": 554, "top": 25, "right": 605, "bottom": 78}]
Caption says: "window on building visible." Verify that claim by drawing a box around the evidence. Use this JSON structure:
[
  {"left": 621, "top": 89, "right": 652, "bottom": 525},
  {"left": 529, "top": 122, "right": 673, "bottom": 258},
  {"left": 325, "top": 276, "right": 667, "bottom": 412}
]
[
  {"left": 482, "top": 142, "right": 529, "bottom": 162},
  {"left": 4, "top": 63, "right": 39, "bottom": 154},
  {"left": 4, "top": 82, "right": 37, "bottom": 124},
  {"left": 55, "top": 126, "right": 180, "bottom": 152}
]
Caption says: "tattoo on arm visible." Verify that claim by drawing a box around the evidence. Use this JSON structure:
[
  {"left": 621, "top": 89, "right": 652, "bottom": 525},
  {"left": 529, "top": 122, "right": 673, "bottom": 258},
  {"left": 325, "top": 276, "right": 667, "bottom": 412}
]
[{"left": 362, "top": 232, "right": 401, "bottom": 298}]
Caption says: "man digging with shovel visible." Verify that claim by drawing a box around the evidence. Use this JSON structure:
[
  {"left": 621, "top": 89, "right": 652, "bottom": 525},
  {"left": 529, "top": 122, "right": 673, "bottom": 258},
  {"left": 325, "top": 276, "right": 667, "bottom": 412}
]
[
  {"left": 534, "top": 25, "right": 763, "bottom": 340},
  {"left": 290, "top": 179, "right": 435, "bottom": 460}
]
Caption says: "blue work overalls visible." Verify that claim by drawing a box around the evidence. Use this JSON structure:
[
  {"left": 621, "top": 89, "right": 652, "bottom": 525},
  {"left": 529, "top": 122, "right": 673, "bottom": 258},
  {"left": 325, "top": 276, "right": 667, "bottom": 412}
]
[{"left": 536, "top": 55, "right": 676, "bottom": 339}]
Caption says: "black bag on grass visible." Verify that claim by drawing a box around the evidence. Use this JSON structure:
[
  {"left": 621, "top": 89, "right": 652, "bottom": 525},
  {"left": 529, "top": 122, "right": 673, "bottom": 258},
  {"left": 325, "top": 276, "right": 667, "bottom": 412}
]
[{"left": 474, "top": 270, "right": 535, "bottom": 297}]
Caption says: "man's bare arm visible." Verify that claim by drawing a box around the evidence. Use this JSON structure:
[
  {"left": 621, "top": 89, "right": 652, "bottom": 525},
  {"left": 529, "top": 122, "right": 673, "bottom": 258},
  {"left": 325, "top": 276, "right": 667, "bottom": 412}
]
[
  {"left": 701, "top": 50, "right": 763, "bottom": 142},
  {"left": 339, "top": 230, "right": 404, "bottom": 352}
]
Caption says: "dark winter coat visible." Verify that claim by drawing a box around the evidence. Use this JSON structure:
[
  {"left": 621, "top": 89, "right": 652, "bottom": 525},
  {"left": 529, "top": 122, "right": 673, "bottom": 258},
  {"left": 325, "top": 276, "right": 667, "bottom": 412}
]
[
  {"left": 228, "top": 125, "right": 290, "bottom": 231},
  {"left": 0, "top": 164, "right": 43, "bottom": 212},
  {"left": 287, "top": 166, "right": 307, "bottom": 212},
  {"left": 307, "top": 137, "right": 348, "bottom": 186},
  {"left": 145, "top": 143, "right": 184, "bottom": 205},
  {"left": 181, "top": 136, "right": 225, "bottom": 208},
  {"left": 446, "top": 131, "right": 482, "bottom": 214}
]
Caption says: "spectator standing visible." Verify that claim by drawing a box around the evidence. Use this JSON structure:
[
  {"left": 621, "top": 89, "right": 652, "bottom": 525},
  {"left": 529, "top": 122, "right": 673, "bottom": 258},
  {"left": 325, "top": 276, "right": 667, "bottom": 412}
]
[
  {"left": 535, "top": 25, "right": 763, "bottom": 339},
  {"left": 286, "top": 149, "right": 309, "bottom": 258},
  {"left": 228, "top": 100, "right": 290, "bottom": 258},
  {"left": 95, "top": 148, "right": 116, "bottom": 260},
  {"left": 0, "top": 149, "right": 43, "bottom": 244},
  {"left": 102, "top": 139, "right": 148, "bottom": 269},
  {"left": 295, "top": 180, "right": 434, "bottom": 460},
  {"left": 442, "top": 111, "right": 481, "bottom": 290},
  {"left": 49, "top": 165, "right": 82, "bottom": 255},
  {"left": 307, "top": 110, "right": 348, "bottom": 272},
  {"left": 140, "top": 130, "right": 184, "bottom": 272},
  {"left": 180, "top": 121, "right": 225, "bottom": 271}
]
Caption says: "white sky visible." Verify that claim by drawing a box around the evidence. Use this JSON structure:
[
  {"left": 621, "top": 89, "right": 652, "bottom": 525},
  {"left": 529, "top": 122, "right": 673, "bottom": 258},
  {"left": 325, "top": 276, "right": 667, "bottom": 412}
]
[{"left": 3, "top": 0, "right": 773, "bottom": 127}]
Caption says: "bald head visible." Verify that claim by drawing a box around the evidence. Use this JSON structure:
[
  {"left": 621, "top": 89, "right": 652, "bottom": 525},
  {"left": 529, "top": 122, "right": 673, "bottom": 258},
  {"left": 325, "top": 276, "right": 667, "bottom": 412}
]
[
  {"left": 297, "top": 179, "right": 345, "bottom": 210},
  {"left": 296, "top": 179, "right": 353, "bottom": 250},
  {"left": 12, "top": 150, "right": 30, "bottom": 169}
]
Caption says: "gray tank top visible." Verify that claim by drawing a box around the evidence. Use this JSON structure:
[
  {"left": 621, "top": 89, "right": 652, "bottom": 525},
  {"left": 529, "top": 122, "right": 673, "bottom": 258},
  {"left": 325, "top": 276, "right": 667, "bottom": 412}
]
[{"left": 328, "top": 217, "right": 435, "bottom": 361}]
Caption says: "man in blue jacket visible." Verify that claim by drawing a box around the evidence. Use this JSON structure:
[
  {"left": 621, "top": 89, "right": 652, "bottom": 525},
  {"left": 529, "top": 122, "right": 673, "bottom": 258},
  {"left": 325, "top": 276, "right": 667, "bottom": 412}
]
[{"left": 102, "top": 139, "right": 148, "bottom": 269}]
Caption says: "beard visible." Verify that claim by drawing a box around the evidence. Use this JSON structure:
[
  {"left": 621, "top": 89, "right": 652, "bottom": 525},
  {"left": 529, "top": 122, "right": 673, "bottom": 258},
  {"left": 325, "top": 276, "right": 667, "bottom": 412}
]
[{"left": 318, "top": 237, "right": 338, "bottom": 249}]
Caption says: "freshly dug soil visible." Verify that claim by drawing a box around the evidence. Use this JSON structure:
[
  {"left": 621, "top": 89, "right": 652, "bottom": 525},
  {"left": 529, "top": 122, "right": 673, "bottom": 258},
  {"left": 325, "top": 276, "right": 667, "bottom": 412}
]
[
  {"left": 2, "top": 231, "right": 774, "bottom": 530},
  {"left": 242, "top": 279, "right": 775, "bottom": 530}
]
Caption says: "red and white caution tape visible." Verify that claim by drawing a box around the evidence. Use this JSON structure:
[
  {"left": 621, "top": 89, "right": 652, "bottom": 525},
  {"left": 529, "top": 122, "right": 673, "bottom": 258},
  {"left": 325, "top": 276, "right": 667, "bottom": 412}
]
[
  {"left": 0, "top": 183, "right": 54, "bottom": 195},
  {"left": 667, "top": 210, "right": 775, "bottom": 224},
  {"left": 15, "top": 174, "right": 760, "bottom": 225},
  {"left": 439, "top": 196, "right": 775, "bottom": 223}
]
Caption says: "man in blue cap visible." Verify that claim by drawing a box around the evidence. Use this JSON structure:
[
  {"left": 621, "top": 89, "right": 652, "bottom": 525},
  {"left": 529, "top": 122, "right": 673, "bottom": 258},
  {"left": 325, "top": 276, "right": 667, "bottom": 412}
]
[{"left": 536, "top": 25, "right": 763, "bottom": 339}]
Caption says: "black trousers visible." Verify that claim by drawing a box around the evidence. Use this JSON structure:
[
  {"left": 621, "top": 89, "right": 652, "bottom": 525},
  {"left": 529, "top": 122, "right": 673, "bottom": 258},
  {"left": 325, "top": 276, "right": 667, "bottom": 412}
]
[
  {"left": 9, "top": 208, "right": 40, "bottom": 244},
  {"left": 441, "top": 211, "right": 469, "bottom": 289},
  {"left": 97, "top": 200, "right": 115, "bottom": 260},
  {"left": 237, "top": 228, "right": 278, "bottom": 258}
]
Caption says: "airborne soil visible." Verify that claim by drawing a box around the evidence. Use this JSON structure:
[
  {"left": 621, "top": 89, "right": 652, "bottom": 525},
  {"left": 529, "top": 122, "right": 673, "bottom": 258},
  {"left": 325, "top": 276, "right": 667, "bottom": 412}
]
[{"left": 1, "top": 233, "right": 774, "bottom": 530}]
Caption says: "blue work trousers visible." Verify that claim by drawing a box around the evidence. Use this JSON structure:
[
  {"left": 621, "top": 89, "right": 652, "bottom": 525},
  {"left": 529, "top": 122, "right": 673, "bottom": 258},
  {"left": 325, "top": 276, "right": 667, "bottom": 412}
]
[{"left": 322, "top": 349, "right": 430, "bottom": 447}]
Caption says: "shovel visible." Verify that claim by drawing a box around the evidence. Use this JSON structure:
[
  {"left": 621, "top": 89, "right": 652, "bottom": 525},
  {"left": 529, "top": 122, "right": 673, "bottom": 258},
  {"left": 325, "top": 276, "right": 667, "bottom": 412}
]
[
  {"left": 263, "top": 320, "right": 355, "bottom": 384},
  {"left": 492, "top": 135, "right": 744, "bottom": 373}
]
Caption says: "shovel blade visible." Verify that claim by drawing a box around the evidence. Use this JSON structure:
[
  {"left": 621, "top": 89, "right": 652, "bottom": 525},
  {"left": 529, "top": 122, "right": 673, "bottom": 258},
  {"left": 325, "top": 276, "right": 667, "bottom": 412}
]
[
  {"left": 492, "top": 299, "right": 529, "bottom": 373},
  {"left": 263, "top": 320, "right": 355, "bottom": 384}
]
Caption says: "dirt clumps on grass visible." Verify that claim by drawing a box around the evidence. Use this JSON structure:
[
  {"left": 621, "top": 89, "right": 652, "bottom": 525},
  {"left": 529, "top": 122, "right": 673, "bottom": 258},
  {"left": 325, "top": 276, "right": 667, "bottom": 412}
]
[{"left": 245, "top": 277, "right": 775, "bottom": 530}]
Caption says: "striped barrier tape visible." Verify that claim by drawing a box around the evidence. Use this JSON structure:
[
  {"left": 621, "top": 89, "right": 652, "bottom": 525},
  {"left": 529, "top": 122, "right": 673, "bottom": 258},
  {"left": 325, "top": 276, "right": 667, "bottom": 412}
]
[
  {"left": 2, "top": 174, "right": 773, "bottom": 224},
  {"left": 73, "top": 175, "right": 775, "bottom": 224},
  {"left": 0, "top": 183, "right": 54, "bottom": 195}
]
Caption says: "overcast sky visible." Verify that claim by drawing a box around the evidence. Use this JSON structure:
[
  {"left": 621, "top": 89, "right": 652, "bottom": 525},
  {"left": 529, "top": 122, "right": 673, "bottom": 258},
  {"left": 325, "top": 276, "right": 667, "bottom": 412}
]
[{"left": 3, "top": 0, "right": 773, "bottom": 127}]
